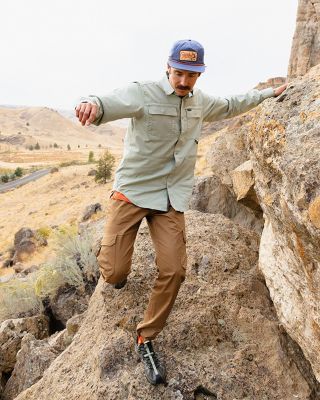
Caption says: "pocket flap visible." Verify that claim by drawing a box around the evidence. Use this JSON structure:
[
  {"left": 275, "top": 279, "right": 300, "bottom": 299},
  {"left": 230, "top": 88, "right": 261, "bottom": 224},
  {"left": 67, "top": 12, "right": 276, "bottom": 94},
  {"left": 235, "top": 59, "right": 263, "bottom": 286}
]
[
  {"left": 101, "top": 235, "right": 116, "bottom": 246},
  {"left": 148, "top": 105, "right": 178, "bottom": 116},
  {"left": 186, "top": 108, "right": 202, "bottom": 118}
]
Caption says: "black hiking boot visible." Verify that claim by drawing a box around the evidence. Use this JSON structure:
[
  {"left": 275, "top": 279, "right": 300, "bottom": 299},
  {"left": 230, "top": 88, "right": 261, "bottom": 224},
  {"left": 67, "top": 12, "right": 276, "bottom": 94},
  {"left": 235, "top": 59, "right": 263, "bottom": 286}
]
[
  {"left": 113, "top": 277, "right": 127, "bottom": 289},
  {"left": 135, "top": 338, "right": 167, "bottom": 385}
]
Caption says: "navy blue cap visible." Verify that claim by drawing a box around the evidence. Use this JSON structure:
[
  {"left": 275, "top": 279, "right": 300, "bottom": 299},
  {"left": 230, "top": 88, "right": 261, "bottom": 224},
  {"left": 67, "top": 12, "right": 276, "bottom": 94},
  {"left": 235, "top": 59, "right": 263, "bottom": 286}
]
[{"left": 168, "top": 39, "right": 206, "bottom": 73}]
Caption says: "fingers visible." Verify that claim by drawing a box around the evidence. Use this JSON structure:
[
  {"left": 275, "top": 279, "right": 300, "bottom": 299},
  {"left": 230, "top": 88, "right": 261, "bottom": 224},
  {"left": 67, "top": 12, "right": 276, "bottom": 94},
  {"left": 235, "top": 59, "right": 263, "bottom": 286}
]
[{"left": 75, "top": 102, "right": 97, "bottom": 126}]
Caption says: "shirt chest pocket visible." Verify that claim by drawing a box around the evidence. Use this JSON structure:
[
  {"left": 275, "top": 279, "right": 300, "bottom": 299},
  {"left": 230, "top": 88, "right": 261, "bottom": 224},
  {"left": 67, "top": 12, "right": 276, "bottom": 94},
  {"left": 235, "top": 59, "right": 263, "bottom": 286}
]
[
  {"left": 147, "top": 105, "right": 179, "bottom": 137},
  {"left": 186, "top": 107, "right": 202, "bottom": 132}
]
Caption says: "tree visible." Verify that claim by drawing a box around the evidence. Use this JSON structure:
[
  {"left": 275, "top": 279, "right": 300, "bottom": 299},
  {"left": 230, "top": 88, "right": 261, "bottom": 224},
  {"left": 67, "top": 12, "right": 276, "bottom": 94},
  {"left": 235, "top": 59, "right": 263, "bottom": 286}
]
[
  {"left": 67, "top": 144, "right": 71, "bottom": 151},
  {"left": 29, "top": 145, "right": 34, "bottom": 151},
  {"left": 35, "top": 142, "right": 40, "bottom": 150},
  {"left": 53, "top": 143, "right": 58, "bottom": 148},
  {"left": 95, "top": 150, "right": 115, "bottom": 184},
  {"left": 14, "top": 167, "right": 23, "bottom": 177},
  {"left": 88, "top": 151, "right": 94, "bottom": 163}
]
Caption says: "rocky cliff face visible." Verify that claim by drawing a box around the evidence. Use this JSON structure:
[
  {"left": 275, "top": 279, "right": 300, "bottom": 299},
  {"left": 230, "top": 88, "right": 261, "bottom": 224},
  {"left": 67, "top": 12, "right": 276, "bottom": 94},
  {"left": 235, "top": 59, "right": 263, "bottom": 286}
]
[
  {"left": 288, "top": 0, "right": 320, "bottom": 79},
  {"left": 10, "top": 213, "right": 313, "bottom": 400},
  {"left": 248, "top": 64, "right": 320, "bottom": 382}
]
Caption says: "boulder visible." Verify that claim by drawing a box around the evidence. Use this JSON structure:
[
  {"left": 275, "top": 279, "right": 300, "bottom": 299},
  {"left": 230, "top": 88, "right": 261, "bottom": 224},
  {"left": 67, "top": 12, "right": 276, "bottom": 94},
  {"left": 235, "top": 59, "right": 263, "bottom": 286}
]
[
  {"left": 50, "top": 285, "right": 90, "bottom": 326},
  {"left": 231, "top": 160, "right": 261, "bottom": 213},
  {"left": 189, "top": 176, "right": 263, "bottom": 233},
  {"left": 82, "top": 203, "right": 102, "bottom": 221},
  {"left": 0, "top": 315, "right": 49, "bottom": 374},
  {"left": 248, "top": 65, "right": 320, "bottom": 381},
  {"left": 88, "top": 169, "right": 97, "bottom": 176},
  {"left": 12, "top": 228, "right": 47, "bottom": 263},
  {"left": 2, "top": 313, "right": 85, "bottom": 400},
  {"left": 14, "top": 212, "right": 314, "bottom": 399}
]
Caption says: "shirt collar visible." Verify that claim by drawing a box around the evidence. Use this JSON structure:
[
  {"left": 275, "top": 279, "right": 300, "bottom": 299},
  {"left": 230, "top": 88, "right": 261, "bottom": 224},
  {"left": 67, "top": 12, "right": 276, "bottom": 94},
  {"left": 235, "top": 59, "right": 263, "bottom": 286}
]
[{"left": 159, "top": 74, "right": 194, "bottom": 98}]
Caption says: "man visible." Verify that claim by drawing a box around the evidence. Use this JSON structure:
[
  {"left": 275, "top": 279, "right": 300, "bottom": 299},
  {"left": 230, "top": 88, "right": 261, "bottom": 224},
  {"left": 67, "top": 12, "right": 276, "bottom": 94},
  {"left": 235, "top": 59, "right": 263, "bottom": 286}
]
[{"left": 76, "top": 39, "right": 287, "bottom": 385}]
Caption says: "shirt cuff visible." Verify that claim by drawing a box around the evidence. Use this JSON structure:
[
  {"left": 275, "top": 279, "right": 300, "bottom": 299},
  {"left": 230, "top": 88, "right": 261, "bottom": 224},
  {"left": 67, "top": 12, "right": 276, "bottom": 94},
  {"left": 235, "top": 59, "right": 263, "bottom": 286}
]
[{"left": 260, "top": 87, "right": 275, "bottom": 99}]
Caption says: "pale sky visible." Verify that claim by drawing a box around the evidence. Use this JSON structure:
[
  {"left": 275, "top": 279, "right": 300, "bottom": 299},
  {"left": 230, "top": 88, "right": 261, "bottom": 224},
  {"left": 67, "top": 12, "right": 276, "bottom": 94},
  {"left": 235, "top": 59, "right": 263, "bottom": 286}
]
[{"left": 1, "top": 0, "right": 298, "bottom": 111}]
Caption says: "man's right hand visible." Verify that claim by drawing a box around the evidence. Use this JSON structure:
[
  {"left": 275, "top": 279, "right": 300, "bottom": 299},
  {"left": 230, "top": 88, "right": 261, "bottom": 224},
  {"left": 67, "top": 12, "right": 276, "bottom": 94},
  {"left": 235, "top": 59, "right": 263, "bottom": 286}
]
[{"left": 75, "top": 102, "right": 98, "bottom": 126}]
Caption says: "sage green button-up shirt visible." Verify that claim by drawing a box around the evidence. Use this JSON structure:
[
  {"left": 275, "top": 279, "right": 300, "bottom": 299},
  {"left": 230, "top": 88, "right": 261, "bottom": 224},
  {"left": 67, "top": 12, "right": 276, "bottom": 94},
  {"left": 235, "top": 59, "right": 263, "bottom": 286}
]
[{"left": 84, "top": 75, "right": 274, "bottom": 212}]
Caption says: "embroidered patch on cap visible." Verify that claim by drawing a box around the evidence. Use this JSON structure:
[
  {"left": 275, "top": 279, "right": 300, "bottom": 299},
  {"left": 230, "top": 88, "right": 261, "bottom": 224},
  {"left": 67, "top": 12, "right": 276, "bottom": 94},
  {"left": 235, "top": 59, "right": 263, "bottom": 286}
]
[{"left": 179, "top": 50, "right": 197, "bottom": 62}]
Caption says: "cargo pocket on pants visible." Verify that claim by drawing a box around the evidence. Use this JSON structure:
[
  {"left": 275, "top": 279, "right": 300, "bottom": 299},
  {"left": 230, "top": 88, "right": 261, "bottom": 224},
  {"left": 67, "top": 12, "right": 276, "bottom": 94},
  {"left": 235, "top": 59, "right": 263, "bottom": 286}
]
[{"left": 97, "top": 235, "right": 117, "bottom": 280}]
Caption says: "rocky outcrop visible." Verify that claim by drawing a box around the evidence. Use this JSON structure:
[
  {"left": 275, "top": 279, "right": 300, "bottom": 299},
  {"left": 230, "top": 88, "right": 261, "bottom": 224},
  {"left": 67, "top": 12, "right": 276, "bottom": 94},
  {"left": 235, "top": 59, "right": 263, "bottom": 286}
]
[
  {"left": 248, "top": 65, "right": 320, "bottom": 381},
  {"left": 288, "top": 0, "right": 320, "bottom": 79},
  {"left": 189, "top": 176, "right": 263, "bottom": 233},
  {"left": 2, "top": 313, "right": 85, "bottom": 400},
  {"left": 0, "top": 315, "right": 49, "bottom": 374},
  {"left": 13, "top": 212, "right": 314, "bottom": 399}
]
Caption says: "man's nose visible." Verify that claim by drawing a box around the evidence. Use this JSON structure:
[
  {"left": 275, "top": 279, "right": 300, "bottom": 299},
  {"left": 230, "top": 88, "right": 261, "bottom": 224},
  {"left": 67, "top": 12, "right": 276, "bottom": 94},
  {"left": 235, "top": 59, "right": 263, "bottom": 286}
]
[{"left": 180, "top": 76, "right": 188, "bottom": 86}]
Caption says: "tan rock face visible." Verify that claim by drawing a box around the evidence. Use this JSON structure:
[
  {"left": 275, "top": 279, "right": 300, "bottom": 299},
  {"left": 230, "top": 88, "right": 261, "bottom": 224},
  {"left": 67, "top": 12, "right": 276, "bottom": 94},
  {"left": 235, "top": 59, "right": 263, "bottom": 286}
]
[
  {"left": 14, "top": 212, "right": 312, "bottom": 400},
  {"left": 288, "top": 0, "right": 320, "bottom": 79},
  {"left": 248, "top": 65, "right": 320, "bottom": 380}
]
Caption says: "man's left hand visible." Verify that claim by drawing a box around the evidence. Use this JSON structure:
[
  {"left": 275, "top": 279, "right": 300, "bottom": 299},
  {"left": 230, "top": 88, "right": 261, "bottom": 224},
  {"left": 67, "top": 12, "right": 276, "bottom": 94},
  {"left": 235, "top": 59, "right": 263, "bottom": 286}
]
[{"left": 274, "top": 83, "right": 287, "bottom": 97}]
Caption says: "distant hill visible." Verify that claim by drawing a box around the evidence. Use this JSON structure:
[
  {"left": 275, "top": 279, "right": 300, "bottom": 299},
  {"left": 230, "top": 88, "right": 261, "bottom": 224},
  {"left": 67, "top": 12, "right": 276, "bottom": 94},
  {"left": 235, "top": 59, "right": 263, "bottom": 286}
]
[{"left": 0, "top": 106, "right": 125, "bottom": 151}]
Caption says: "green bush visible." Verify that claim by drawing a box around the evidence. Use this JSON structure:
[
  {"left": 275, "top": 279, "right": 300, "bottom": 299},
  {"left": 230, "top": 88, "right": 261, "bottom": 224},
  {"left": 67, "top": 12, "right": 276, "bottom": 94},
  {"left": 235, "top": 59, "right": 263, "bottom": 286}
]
[
  {"left": 14, "top": 167, "right": 23, "bottom": 177},
  {"left": 1, "top": 174, "right": 9, "bottom": 183},
  {"left": 88, "top": 151, "right": 94, "bottom": 163}
]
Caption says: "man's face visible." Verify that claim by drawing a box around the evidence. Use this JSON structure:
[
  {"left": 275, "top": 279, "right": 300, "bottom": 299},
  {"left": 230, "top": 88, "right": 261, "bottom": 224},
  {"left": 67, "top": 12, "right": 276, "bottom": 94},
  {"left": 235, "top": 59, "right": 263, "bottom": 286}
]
[{"left": 167, "top": 66, "right": 200, "bottom": 97}]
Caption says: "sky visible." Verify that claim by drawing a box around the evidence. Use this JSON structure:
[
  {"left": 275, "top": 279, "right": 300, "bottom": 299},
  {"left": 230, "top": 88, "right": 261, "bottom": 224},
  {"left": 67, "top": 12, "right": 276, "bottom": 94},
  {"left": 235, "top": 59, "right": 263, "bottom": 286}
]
[{"left": 1, "top": 0, "right": 298, "bottom": 111}]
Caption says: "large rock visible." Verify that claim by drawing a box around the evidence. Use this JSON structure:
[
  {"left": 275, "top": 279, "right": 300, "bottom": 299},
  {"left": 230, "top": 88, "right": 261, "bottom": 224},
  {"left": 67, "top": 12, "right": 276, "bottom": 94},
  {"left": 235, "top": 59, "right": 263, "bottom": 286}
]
[
  {"left": 189, "top": 176, "right": 263, "bottom": 233},
  {"left": 12, "top": 227, "right": 47, "bottom": 263},
  {"left": 248, "top": 65, "right": 320, "bottom": 380},
  {"left": 0, "top": 315, "right": 49, "bottom": 373},
  {"left": 2, "top": 313, "right": 85, "bottom": 400},
  {"left": 15, "top": 211, "right": 314, "bottom": 399},
  {"left": 288, "top": 0, "right": 320, "bottom": 79}
]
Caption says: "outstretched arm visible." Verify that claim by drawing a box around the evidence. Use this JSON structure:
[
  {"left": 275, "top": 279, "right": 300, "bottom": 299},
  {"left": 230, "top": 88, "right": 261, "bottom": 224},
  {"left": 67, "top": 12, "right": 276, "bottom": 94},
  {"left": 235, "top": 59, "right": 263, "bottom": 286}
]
[{"left": 75, "top": 82, "right": 144, "bottom": 126}]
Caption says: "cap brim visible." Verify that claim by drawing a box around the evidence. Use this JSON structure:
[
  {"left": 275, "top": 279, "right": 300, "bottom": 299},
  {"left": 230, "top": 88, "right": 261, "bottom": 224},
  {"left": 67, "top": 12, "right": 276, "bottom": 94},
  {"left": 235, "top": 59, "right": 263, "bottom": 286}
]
[{"left": 168, "top": 60, "right": 205, "bottom": 73}]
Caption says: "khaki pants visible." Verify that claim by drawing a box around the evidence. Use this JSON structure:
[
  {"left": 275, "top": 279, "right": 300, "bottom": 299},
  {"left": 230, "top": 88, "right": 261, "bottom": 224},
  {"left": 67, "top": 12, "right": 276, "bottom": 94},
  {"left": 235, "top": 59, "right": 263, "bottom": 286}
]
[{"left": 97, "top": 199, "right": 187, "bottom": 340}]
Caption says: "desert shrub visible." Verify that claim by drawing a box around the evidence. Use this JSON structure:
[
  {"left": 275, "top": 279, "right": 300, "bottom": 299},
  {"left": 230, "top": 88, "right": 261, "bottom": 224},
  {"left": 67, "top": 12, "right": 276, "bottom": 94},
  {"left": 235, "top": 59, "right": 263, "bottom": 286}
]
[
  {"left": 0, "top": 225, "right": 99, "bottom": 320},
  {"left": 36, "top": 226, "right": 52, "bottom": 240},
  {"left": 53, "top": 143, "right": 58, "bottom": 148},
  {"left": 67, "top": 144, "right": 71, "bottom": 150},
  {"left": 34, "top": 229, "right": 98, "bottom": 298},
  {"left": 57, "top": 231, "right": 99, "bottom": 283},
  {"left": 34, "top": 259, "right": 84, "bottom": 299},
  {"left": 28, "top": 145, "right": 34, "bottom": 151},
  {"left": 0, "top": 277, "right": 43, "bottom": 323},
  {"left": 35, "top": 142, "right": 40, "bottom": 150}
]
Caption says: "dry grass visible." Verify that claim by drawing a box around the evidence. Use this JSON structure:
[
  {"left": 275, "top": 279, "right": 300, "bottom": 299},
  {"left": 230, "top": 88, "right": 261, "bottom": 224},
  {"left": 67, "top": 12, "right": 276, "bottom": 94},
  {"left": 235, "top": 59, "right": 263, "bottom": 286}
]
[
  {"left": 0, "top": 228, "right": 99, "bottom": 321},
  {"left": 0, "top": 159, "right": 121, "bottom": 269}
]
